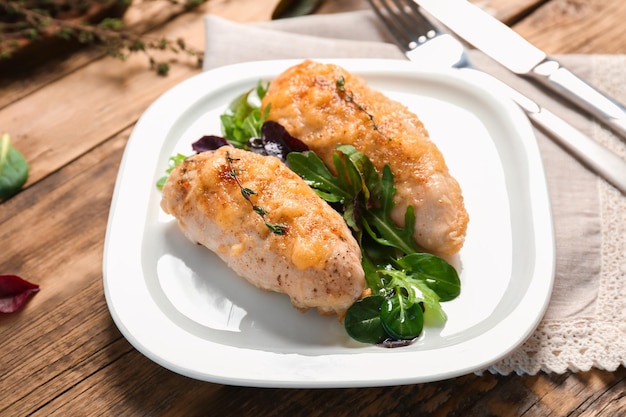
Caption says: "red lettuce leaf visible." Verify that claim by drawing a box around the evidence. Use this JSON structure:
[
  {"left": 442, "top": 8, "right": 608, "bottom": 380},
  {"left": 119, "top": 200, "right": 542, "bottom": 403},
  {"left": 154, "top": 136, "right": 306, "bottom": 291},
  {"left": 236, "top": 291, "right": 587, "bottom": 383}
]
[
  {"left": 0, "top": 274, "right": 40, "bottom": 313},
  {"left": 191, "top": 122, "right": 309, "bottom": 165},
  {"left": 253, "top": 121, "right": 309, "bottom": 162},
  {"left": 191, "top": 135, "right": 232, "bottom": 153}
]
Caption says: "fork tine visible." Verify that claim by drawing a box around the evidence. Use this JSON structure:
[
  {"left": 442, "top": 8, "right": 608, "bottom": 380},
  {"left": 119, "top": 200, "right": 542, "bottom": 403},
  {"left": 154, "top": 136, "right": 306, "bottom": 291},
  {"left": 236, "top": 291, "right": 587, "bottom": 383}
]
[
  {"left": 389, "top": 0, "right": 425, "bottom": 34},
  {"left": 367, "top": 0, "right": 412, "bottom": 50},
  {"left": 395, "top": 0, "right": 424, "bottom": 18},
  {"left": 368, "top": 0, "right": 438, "bottom": 52}
]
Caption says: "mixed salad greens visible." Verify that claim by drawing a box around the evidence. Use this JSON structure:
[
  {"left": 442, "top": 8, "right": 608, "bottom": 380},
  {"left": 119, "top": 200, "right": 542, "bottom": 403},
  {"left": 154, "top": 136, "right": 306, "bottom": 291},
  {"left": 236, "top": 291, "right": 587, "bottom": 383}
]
[
  {"left": 158, "top": 80, "right": 461, "bottom": 347},
  {"left": 288, "top": 146, "right": 460, "bottom": 345}
]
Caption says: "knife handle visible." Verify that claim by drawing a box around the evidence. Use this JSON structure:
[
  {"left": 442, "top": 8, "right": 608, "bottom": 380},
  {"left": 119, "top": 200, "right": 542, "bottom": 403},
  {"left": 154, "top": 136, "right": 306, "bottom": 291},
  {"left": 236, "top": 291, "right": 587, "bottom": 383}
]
[
  {"left": 527, "top": 107, "right": 626, "bottom": 195},
  {"left": 530, "top": 59, "right": 626, "bottom": 141}
]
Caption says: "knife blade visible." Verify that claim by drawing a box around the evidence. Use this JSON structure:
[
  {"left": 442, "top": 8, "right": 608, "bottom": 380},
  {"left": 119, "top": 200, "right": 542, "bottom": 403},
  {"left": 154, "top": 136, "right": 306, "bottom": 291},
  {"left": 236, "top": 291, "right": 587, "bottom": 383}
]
[{"left": 414, "top": 0, "right": 626, "bottom": 141}]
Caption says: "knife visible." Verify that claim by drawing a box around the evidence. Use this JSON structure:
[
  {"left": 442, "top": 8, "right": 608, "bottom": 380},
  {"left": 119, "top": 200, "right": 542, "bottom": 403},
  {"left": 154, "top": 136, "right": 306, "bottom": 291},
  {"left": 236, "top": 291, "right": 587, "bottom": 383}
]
[
  {"left": 414, "top": 0, "right": 626, "bottom": 141},
  {"left": 398, "top": 31, "right": 626, "bottom": 195}
]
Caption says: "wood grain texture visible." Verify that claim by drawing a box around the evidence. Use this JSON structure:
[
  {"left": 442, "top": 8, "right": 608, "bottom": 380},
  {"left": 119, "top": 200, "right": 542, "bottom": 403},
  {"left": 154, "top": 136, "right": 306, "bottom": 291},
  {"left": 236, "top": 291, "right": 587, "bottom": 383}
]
[
  {"left": 0, "top": 10, "right": 207, "bottom": 190},
  {"left": 510, "top": 0, "right": 626, "bottom": 53},
  {"left": 0, "top": 0, "right": 205, "bottom": 110},
  {"left": 0, "top": 132, "right": 128, "bottom": 415},
  {"left": 1, "top": 0, "right": 625, "bottom": 415},
  {"left": 471, "top": 0, "right": 545, "bottom": 21}
]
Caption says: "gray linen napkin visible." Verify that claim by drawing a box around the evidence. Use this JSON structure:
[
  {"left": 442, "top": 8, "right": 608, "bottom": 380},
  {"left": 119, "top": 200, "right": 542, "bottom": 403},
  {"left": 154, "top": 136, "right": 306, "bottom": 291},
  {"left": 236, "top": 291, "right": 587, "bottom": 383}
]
[{"left": 203, "top": 10, "right": 626, "bottom": 375}]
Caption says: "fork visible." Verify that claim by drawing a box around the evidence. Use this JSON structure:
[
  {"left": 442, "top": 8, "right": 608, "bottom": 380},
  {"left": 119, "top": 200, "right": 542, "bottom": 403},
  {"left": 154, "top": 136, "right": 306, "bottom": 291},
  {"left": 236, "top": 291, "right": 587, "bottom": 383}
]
[{"left": 367, "top": 0, "right": 626, "bottom": 195}]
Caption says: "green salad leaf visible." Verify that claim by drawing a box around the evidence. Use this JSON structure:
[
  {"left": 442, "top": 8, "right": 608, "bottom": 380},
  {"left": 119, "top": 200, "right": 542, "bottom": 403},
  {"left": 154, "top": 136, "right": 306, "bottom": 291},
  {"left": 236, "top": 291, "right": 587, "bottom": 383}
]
[
  {"left": 220, "top": 81, "right": 270, "bottom": 148},
  {"left": 361, "top": 164, "right": 417, "bottom": 255},
  {"left": 380, "top": 291, "right": 424, "bottom": 340},
  {"left": 286, "top": 150, "right": 353, "bottom": 203},
  {"left": 156, "top": 153, "right": 187, "bottom": 190},
  {"left": 343, "top": 295, "right": 387, "bottom": 344},
  {"left": 396, "top": 253, "right": 461, "bottom": 302}
]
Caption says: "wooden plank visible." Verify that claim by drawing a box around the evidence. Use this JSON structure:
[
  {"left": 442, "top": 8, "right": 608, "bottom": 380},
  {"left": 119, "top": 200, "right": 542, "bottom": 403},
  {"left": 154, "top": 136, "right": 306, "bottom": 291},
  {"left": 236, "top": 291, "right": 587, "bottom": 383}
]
[
  {"left": 0, "top": 0, "right": 364, "bottom": 110},
  {"left": 0, "top": 7, "right": 210, "bottom": 192},
  {"left": 471, "top": 0, "right": 546, "bottom": 22},
  {"left": 513, "top": 0, "right": 626, "bottom": 53},
  {"left": 0, "top": 0, "right": 207, "bottom": 110},
  {"left": 521, "top": 370, "right": 626, "bottom": 416},
  {"left": 27, "top": 366, "right": 626, "bottom": 416},
  {"left": 3, "top": 0, "right": 624, "bottom": 111},
  {"left": 29, "top": 350, "right": 216, "bottom": 416},
  {"left": 0, "top": 132, "right": 129, "bottom": 415},
  {"left": 2, "top": 1, "right": 625, "bottom": 415}
]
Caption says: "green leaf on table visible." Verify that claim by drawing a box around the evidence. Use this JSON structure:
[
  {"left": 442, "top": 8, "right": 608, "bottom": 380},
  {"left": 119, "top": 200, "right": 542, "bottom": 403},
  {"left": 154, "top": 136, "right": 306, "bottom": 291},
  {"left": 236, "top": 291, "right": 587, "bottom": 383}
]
[
  {"left": 272, "top": 0, "right": 326, "bottom": 19},
  {"left": 0, "top": 133, "right": 29, "bottom": 200}
]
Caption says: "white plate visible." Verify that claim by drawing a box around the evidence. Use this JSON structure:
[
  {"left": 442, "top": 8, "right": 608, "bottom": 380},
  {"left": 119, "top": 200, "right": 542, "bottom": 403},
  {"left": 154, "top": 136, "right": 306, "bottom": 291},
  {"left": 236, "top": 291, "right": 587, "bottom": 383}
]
[{"left": 103, "top": 59, "right": 554, "bottom": 387}]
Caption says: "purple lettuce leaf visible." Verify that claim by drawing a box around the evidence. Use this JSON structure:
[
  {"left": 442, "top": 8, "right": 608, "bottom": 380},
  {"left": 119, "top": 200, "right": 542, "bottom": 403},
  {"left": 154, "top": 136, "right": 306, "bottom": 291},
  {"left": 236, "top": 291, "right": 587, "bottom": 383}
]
[
  {"left": 191, "top": 135, "right": 232, "bottom": 153},
  {"left": 250, "top": 121, "right": 309, "bottom": 162}
]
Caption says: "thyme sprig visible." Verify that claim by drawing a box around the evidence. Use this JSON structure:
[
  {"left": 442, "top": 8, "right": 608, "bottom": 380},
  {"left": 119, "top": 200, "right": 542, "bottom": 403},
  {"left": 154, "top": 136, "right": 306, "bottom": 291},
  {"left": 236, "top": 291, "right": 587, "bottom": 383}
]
[
  {"left": 336, "top": 76, "right": 390, "bottom": 142},
  {"left": 225, "top": 152, "right": 288, "bottom": 235}
]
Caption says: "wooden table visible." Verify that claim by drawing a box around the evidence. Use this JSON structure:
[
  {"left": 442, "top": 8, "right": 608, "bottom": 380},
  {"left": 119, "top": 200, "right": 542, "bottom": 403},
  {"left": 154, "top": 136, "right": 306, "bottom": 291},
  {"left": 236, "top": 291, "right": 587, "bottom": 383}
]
[{"left": 2, "top": 0, "right": 625, "bottom": 415}]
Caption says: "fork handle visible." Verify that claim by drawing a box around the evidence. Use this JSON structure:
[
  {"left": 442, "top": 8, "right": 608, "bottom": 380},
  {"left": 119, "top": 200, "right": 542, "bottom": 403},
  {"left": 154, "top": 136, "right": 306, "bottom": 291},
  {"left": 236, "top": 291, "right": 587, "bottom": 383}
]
[{"left": 527, "top": 107, "right": 626, "bottom": 194}]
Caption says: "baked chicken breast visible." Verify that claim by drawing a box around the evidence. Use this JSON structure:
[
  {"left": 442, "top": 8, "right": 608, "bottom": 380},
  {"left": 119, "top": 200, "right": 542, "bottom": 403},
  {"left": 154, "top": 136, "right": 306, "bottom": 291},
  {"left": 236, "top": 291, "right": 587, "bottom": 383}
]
[
  {"left": 261, "top": 60, "right": 468, "bottom": 255},
  {"left": 160, "top": 146, "right": 365, "bottom": 318}
]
